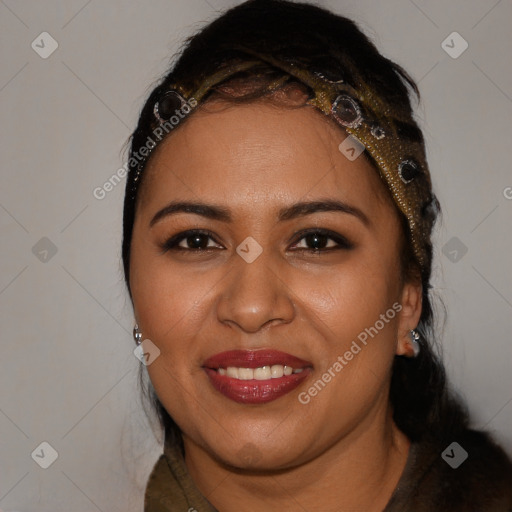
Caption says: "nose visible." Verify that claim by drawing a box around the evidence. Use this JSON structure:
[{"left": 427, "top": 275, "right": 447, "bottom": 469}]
[{"left": 216, "top": 249, "right": 296, "bottom": 333}]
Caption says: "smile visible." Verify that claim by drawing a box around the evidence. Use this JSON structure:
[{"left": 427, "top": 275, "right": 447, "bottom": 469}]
[{"left": 202, "top": 349, "right": 312, "bottom": 404}]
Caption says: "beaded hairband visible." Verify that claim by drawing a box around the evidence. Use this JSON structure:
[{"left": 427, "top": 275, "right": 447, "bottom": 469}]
[{"left": 129, "top": 48, "right": 434, "bottom": 271}]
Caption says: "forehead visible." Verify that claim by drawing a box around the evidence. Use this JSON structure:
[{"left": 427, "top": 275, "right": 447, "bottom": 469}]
[{"left": 137, "top": 100, "right": 394, "bottom": 216}]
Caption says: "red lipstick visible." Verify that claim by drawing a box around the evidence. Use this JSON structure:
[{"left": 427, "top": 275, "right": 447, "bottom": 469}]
[{"left": 203, "top": 349, "right": 312, "bottom": 404}]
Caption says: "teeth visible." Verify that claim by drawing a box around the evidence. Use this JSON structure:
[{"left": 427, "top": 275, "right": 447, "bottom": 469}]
[
  {"left": 254, "top": 366, "right": 271, "bottom": 380},
  {"left": 238, "top": 368, "right": 253, "bottom": 380},
  {"left": 218, "top": 365, "right": 304, "bottom": 380},
  {"left": 271, "top": 364, "right": 283, "bottom": 378},
  {"left": 226, "top": 367, "right": 239, "bottom": 378}
]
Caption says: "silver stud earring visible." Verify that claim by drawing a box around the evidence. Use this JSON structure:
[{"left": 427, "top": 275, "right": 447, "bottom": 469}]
[
  {"left": 409, "top": 329, "right": 420, "bottom": 357},
  {"left": 133, "top": 324, "right": 142, "bottom": 346}
]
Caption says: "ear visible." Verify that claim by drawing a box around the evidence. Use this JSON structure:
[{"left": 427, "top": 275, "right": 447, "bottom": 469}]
[{"left": 395, "top": 280, "right": 423, "bottom": 356}]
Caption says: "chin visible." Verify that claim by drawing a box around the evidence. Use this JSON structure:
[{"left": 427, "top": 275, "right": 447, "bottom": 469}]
[{"left": 197, "top": 424, "right": 314, "bottom": 471}]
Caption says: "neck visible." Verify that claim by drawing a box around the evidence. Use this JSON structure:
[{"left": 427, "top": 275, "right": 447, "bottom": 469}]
[{"left": 183, "top": 403, "right": 410, "bottom": 512}]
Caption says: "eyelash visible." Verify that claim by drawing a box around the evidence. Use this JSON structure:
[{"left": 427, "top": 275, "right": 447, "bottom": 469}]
[{"left": 160, "top": 228, "right": 354, "bottom": 253}]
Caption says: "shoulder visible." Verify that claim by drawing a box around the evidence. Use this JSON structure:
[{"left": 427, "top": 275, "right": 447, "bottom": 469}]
[{"left": 414, "top": 429, "right": 512, "bottom": 511}]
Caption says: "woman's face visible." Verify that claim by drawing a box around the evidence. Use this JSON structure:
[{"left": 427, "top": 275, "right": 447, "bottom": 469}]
[{"left": 130, "top": 98, "right": 421, "bottom": 469}]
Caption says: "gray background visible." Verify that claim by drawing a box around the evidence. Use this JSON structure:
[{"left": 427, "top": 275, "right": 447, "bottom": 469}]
[{"left": 1, "top": 0, "right": 511, "bottom": 510}]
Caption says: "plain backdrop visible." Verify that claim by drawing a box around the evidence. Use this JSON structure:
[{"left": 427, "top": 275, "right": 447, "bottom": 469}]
[{"left": 1, "top": 0, "right": 511, "bottom": 510}]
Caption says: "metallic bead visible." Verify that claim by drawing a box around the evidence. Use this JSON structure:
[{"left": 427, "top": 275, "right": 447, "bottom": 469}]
[
  {"left": 331, "top": 94, "right": 363, "bottom": 128},
  {"left": 154, "top": 90, "right": 186, "bottom": 123},
  {"left": 398, "top": 159, "right": 420, "bottom": 184},
  {"left": 370, "top": 123, "right": 386, "bottom": 140}
]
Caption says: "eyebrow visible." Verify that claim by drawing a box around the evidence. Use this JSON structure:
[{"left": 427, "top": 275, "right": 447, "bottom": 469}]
[{"left": 149, "top": 199, "right": 371, "bottom": 228}]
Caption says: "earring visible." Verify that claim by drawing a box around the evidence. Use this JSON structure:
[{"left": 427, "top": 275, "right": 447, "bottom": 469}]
[
  {"left": 409, "top": 329, "right": 420, "bottom": 357},
  {"left": 133, "top": 324, "right": 142, "bottom": 346}
]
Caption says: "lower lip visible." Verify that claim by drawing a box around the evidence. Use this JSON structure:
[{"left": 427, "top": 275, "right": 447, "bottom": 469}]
[{"left": 204, "top": 368, "right": 311, "bottom": 404}]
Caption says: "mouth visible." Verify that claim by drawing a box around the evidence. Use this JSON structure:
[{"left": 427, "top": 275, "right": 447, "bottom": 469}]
[{"left": 202, "top": 349, "right": 312, "bottom": 404}]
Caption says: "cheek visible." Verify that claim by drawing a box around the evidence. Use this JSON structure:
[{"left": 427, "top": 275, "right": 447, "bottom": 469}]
[
  {"left": 129, "top": 244, "right": 211, "bottom": 431},
  {"left": 298, "top": 251, "right": 401, "bottom": 340},
  {"left": 131, "top": 265, "right": 210, "bottom": 371},
  {"left": 296, "top": 303, "right": 399, "bottom": 447},
  {"left": 294, "top": 254, "right": 401, "bottom": 404}
]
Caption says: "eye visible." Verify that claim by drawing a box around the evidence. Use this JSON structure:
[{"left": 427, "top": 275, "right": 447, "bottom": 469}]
[
  {"left": 161, "top": 229, "right": 223, "bottom": 252},
  {"left": 290, "top": 229, "right": 353, "bottom": 252},
  {"left": 161, "top": 228, "right": 353, "bottom": 254}
]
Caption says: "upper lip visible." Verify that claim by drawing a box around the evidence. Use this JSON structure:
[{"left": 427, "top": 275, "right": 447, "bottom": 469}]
[{"left": 203, "top": 349, "right": 312, "bottom": 369}]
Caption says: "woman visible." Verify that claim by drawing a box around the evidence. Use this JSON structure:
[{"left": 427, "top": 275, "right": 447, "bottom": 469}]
[{"left": 122, "top": 1, "right": 512, "bottom": 510}]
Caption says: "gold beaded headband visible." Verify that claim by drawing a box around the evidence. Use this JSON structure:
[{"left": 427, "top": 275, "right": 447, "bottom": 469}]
[{"left": 131, "top": 47, "right": 435, "bottom": 272}]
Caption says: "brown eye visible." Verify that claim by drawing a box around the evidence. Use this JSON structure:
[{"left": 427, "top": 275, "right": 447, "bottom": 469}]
[
  {"left": 162, "top": 230, "right": 223, "bottom": 252},
  {"left": 290, "top": 229, "right": 353, "bottom": 252}
]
